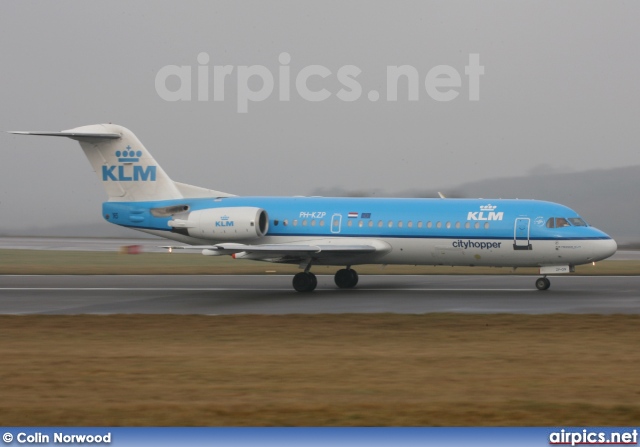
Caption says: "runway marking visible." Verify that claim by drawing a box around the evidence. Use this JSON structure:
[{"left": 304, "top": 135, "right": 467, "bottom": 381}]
[
  {"left": 0, "top": 288, "right": 293, "bottom": 291},
  {"left": 3, "top": 274, "right": 640, "bottom": 278},
  {"left": 0, "top": 287, "right": 536, "bottom": 292}
]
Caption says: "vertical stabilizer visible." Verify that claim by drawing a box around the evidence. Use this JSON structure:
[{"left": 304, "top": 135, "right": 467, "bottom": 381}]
[{"left": 10, "top": 124, "right": 183, "bottom": 201}]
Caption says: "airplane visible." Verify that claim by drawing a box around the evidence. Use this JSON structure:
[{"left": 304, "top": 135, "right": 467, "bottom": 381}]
[{"left": 9, "top": 124, "right": 617, "bottom": 292}]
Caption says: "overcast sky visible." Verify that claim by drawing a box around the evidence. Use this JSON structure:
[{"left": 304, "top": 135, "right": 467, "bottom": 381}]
[{"left": 1, "top": 1, "right": 639, "bottom": 232}]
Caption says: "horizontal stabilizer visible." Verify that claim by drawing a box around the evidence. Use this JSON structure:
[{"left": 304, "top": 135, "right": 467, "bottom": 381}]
[{"left": 9, "top": 131, "right": 121, "bottom": 140}]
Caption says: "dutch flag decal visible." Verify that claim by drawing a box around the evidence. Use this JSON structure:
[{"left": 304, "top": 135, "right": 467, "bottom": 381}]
[{"left": 348, "top": 212, "right": 358, "bottom": 218}]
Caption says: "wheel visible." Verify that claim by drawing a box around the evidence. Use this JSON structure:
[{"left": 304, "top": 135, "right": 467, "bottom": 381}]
[
  {"left": 293, "top": 272, "right": 317, "bottom": 292},
  {"left": 334, "top": 269, "right": 352, "bottom": 288},
  {"left": 309, "top": 273, "right": 318, "bottom": 290},
  {"left": 334, "top": 268, "right": 359, "bottom": 288},
  {"left": 348, "top": 269, "right": 358, "bottom": 287},
  {"left": 535, "top": 277, "right": 551, "bottom": 291}
]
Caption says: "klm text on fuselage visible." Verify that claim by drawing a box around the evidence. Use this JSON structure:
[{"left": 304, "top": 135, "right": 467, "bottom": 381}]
[{"left": 467, "top": 211, "right": 503, "bottom": 221}]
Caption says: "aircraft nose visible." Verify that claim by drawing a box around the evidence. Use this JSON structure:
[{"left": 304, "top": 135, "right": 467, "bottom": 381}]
[{"left": 590, "top": 238, "right": 617, "bottom": 262}]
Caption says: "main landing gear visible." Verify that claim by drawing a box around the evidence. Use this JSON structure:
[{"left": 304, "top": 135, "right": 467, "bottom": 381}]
[
  {"left": 292, "top": 272, "right": 318, "bottom": 292},
  {"left": 292, "top": 267, "right": 359, "bottom": 292},
  {"left": 535, "top": 276, "right": 551, "bottom": 291},
  {"left": 334, "top": 268, "right": 359, "bottom": 289}
]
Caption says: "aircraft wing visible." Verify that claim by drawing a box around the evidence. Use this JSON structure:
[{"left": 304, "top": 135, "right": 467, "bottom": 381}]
[
  {"left": 203, "top": 243, "right": 378, "bottom": 256},
  {"left": 162, "top": 239, "right": 390, "bottom": 263}
]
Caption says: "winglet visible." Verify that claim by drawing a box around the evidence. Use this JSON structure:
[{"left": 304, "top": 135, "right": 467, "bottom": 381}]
[{"left": 438, "top": 191, "right": 446, "bottom": 199}]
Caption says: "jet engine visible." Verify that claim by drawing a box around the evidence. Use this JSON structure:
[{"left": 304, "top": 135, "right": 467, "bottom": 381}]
[{"left": 169, "top": 207, "right": 269, "bottom": 241}]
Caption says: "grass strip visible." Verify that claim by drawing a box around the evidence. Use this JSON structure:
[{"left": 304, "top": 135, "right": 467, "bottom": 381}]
[
  {"left": 0, "top": 314, "right": 638, "bottom": 426},
  {"left": 1, "top": 249, "right": 638, "bottom": 275}
]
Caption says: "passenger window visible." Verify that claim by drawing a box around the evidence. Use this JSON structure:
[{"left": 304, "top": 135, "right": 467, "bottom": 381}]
[
  {"left": 283, "top": 219, "right": 288, "bottom": 226},
  {"left": 398, "top": 221, "right": 403, "bottom": 228},
  {"left": 358, "top": 220, "right": 364, "bottom": 227},
  {"left": 484, "top": 222, "right": 490, "bottom": 229},
  {"left": 417, "top": 221, "right": 423, "bottom": 228},
  {"left": 408, "top": 221, "right": 413, "bottom": 228},
  {"left": 427, "top": 221, "right": 432, "bottom": 228},
  {"left": 446, "top": 222, "right": 451, "bottom": 229},
  {"left": 455, "top": 222, "right": 461, "bottom": 229},
  {"left": 465, "top": 222, "right": 470, "bottom": 229},
  {"left": 474, "top": 222, "right": 480, "bottom": 229},
  {"left": 311, "top": 220, "right": 316, "bottom": 226},
  {"left": 302, "top": 219, "right": 307, "bottom": 226},
  {"left": 293, "top": 219, "right": 298, "bottom": 226},
  {"left": 274, "top": 219, "right": 279, "bottom": 226},
  {"left": 368, "top": 220, "right": 374, "bottom": 228},
  {"left": 378, "top": 220, "right": 383, "bottom": 227},
  {"left": 347, "top": 220, "right": 353, "bottom": 227},
  {"left": 388, "top": 220, "right": 393, "bottom": 228},
  {"left": 436, "top": 222, "right": 442, "bottom": 229},
  {"left": 319, "top": 220, "right": 325, "bottom": 226}
]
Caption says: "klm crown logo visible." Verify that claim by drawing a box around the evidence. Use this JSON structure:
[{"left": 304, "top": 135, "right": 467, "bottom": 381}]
[
  {"left": 479, "top": 204, "right": 497, "bottom": 212},
  {"left": 101, "top": 145, "right": 157, "bottom": 182},
  {"left": 115, "top": 145, "right": 142, "bottom": 162}
]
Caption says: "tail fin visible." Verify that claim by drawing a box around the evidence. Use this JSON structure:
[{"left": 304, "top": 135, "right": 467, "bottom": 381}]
[{"left": 11, "top": 124, "right": 192, "bottom": 201}]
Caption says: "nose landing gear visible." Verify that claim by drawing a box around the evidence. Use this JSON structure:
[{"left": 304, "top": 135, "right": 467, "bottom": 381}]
[{"left": 535, "top": 276, "right": 551, "bottom": 291}]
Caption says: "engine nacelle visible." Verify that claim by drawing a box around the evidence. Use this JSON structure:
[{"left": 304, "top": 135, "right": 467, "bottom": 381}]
[{"left": 173, "top": 207, "right": 269, "bottom": 241}]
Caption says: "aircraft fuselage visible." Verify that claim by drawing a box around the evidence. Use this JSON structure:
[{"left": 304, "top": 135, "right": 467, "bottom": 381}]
[{"left": 103, "top": 196, "right": 616, "bottom": 269}]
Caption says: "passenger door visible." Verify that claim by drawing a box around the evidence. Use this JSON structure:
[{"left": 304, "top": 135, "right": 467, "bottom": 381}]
[{"left": 513, "top": 217, "right": 532, "bottom": 250}]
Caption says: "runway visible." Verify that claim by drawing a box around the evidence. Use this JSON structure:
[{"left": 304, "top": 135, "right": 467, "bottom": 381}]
[
  {"left": 1, "top": 237, "right": 639, "bottom": 259},
  {"left": 1, "top": 275, "right": 639, "bottom": 315}
]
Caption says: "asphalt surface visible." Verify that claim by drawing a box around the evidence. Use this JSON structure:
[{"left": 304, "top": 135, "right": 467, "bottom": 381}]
[
  {"left": 1, "top": 275, "right": 639, "bottom": 315},
  {"left": 0, "top": 236, "right": 168, "bottom": 252},
  {"left": 1, "top": 237, "right": 639, "bottom": 259}
]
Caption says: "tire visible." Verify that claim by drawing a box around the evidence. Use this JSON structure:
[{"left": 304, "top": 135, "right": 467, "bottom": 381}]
[
  {"left": 293, "top": 272, "right": 317, "bottom": 292},
  {"left": 335, "top": 268, "right": 358, "bottom": 288},
  {"left": 348, "top": 269, "right": 359, "bottom": 288},
  {"left": 535, "top": 277, "right": 551, "bottom": 291},
  {"left": 309, "top": 273, "right": 318, "bottom": 290}
]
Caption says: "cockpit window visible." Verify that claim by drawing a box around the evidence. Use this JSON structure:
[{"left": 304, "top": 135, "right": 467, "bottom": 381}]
[
  {"left": 568, "top": 217, "right": 587, "bottom": 227},
  {"left": 547, "top": 217, "right": 583, "bottom": 228}
]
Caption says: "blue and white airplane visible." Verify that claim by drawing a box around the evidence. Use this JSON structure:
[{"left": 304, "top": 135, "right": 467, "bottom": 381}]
[{"left": 10, "top": 124, "right": 617, "bottom": 292}]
